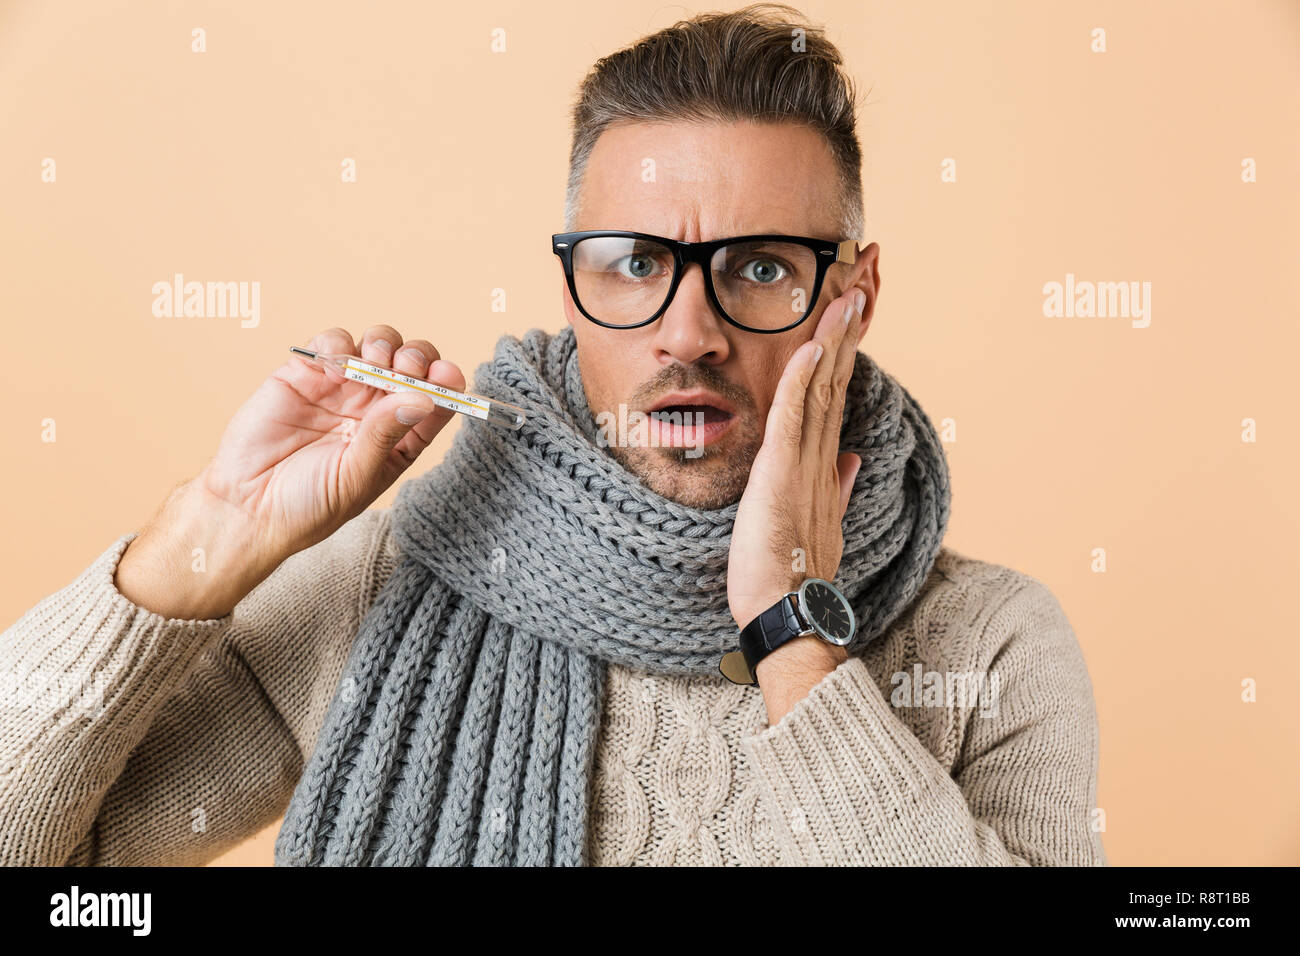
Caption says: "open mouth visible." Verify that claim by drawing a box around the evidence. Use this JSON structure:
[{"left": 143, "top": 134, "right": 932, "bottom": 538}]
[{"left": 642, "top": 392, "right": 738, "bottom": 449}]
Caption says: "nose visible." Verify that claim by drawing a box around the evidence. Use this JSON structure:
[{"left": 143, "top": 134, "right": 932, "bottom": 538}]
[{"left": 651, "top": 262, "right": 731, "bottom": 367}]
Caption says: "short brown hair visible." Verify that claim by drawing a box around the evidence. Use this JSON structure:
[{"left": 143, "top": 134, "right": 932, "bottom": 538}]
[{"left": 564, "top": 3, "right": 864, "bottom": 240}]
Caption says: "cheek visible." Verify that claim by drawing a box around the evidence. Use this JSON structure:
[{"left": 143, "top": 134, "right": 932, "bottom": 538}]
[
  {"left": 574, "top": 328, "right": 644, "bottom": 408},
  {"left": 560, "top": 279, "right": 577, "bottom": 326},
  {"left": 742, "top": 348, "right": 801, "bottom": 419}
]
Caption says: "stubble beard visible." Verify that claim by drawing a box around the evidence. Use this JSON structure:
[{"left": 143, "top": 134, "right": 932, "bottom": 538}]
[{"left": 606, "top": 425, "right": 763, "bottom": 510}]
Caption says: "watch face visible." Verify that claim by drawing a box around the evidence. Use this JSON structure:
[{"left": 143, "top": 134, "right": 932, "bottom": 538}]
[{"left": 799, "top": 579, "right": 856, "bottom": 646}]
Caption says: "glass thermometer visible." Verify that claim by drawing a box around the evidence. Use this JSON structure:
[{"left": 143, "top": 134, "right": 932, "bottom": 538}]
[{"left": 288, "top": 346, "right": 526, "bottom": 430}]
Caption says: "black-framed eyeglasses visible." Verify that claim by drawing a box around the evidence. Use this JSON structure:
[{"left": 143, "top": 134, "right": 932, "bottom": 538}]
[{"left": 551, "top": 230, "right": 857, "bottom": 334}]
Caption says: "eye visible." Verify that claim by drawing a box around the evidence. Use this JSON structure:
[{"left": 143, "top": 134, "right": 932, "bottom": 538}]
[
  {"left": 612, "top": 253, "right": 663, "bottom": 279},
  {"left": 737, "top": 257, "right": 788, "bottom": 284}
]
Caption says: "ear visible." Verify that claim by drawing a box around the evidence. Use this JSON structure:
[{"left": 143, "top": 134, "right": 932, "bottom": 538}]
[{"left": 849, "top": 242, "right": 881, "bottom": 345}]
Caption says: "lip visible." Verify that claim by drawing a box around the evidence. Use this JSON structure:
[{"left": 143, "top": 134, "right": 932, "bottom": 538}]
[
  {"left": 641, "top": 389, "right": 738, "bottom": 450},
  {"left": 645, "top": 390, "right": 737, "bottom": 416}
]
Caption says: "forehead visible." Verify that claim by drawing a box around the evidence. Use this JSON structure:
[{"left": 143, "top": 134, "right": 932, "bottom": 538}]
[{"left": 575, "top": 120, "right": 843, "bottom": 241}]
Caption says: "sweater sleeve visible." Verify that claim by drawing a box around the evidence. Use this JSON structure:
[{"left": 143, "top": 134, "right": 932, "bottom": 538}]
[
  {"left": 740, "top": 578, "right": 1106, "bottom": 866},
  {"left": 0, "top": 509, "right": 396, "bottom": 866}
]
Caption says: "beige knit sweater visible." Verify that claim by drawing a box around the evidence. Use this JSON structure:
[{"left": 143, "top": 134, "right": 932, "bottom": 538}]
[{"left": 0, "top": 508, "right": 1106, "bottom": 866}]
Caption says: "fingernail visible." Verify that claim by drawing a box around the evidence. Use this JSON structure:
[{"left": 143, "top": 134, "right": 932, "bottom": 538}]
[
  {"left": 396, "top": 405, "right": 431, "bottom": 425},
  {"left": 854, "top": 289, "right": 866, "bottom": 315},
  {"left": 813, "top": 344, "right": 824, "bottom": 363},
  {"left": 398, "top": 347, "right": 428, "bottom": 371}
]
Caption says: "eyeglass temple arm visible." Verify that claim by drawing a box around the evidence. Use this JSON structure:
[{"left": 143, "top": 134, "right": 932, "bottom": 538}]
[{"left": 836, "top": 240, "right": 858, "bottom": 265}]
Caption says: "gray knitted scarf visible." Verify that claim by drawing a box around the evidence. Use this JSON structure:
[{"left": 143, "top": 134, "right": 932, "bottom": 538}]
[{"left": 274, "top": 325, "right": 950, "bottom": 867}]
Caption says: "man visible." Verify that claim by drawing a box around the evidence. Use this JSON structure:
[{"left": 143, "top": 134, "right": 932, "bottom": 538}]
[{"left": 0, "top": 4, "right": 1104, "bottom": 866}]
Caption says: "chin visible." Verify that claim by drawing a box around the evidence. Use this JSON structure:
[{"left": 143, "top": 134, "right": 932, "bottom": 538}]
[{"left": 610, "top": 439, "right": 759, "bottom": 510}]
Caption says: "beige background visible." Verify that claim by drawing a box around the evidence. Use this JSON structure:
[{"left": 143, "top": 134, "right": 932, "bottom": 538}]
[{"left": 2, "top": 0, "right": 1297, "bottom": 866}]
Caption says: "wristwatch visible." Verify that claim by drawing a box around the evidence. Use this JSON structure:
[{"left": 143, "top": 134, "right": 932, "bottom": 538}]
[{"left": 719, "top": 578, "right": 857, "bottom": 686}]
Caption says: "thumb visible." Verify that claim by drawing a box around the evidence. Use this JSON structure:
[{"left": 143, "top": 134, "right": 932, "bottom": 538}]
[
  {"left": 836, "top": 452, "right": 862, "bottom": 519},
  {"left": 349, "top": 390, "right": 437, "bottom": 477}
]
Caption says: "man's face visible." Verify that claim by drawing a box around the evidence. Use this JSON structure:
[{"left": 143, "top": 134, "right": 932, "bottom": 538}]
[{"left": 563, "top": 119, "right": 874, "bottom": 509}]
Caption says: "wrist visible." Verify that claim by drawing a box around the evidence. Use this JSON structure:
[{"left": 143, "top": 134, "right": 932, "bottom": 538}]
[
  {"left": 729, "top": 575, "right": 854, "bottom": 722},
  {"left": 730, "top": 580, "right": 802, "bottom": 631},
  {"left": 115, "top": 478, "right": 276, "bottom": 620},
  {"left": 755, "top": 635, "right": 848, "bottom": 681},
  {"left": 754, "top": 637, "right": 848, "bottom": 724}
]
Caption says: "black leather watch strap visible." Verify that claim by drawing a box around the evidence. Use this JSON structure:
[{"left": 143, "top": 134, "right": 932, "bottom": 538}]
[{"left": 735, "top": 593, "right": 807, "bottom": 684}]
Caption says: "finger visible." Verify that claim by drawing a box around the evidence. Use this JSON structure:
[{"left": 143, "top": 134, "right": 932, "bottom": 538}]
[
  {"left": 761, "top": 340, "right": 825, "bottom": 462},
  {"left": 836, "top": 452, "right": 862, "bottom": 519},
  {"left": 820, "top": 288, "right": 866, "bottom": 464},
  {"left": 802, "top": 293, "right": 857, "bottom": 460},
  {"left": 360, "top": 325, "right": 404, "bottom": 366},
  {"left": 398, "top": 358, "right": 468, "bottom": 451},
  {"left": 347, "top": 389, "right": 437, "bottom": 483},
  {"left": 392, "top": 339, "right": 441, "bottom": 378},
  {"left": 306, "top": 327, "right": 358, "bottom": 356},
  {"left": 288, "top": 328, "right": 360, "bottom": 392},
  {"left": 390, "top": 341, "right": 456, "bottom": 447}
]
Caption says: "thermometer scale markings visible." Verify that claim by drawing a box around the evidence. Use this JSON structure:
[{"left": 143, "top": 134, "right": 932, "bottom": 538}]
[
  {"left": 287, "top": 345, "right": 525, "bottom": 429},
  {"left": 342, "top": 359, "right": 490, "bottom": 420}
]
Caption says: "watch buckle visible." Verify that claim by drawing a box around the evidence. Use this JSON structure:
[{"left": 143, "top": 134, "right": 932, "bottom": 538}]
[{"left": 718, "top": 650, "right": 756, "bottom": 686}]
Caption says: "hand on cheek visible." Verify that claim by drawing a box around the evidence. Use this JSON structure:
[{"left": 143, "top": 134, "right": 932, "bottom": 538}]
[{"left": 727, "top": 286, "right": 867, "bottom": 720}]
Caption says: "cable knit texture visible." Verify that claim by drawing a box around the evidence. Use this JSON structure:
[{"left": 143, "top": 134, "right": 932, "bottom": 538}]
[
  {"left": 0, "top": 511, "right": 1105, "bottom": 866},
  {"left": 0, "top": 333, "right": 1106, "bottom": 867},
  {"left": 273, "top": 326, "right": 951, "bottom": 867}
]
